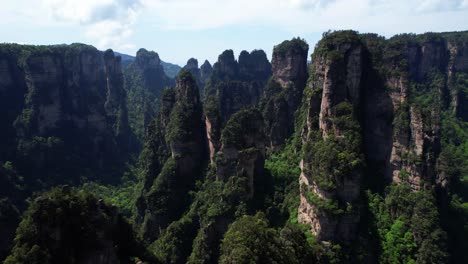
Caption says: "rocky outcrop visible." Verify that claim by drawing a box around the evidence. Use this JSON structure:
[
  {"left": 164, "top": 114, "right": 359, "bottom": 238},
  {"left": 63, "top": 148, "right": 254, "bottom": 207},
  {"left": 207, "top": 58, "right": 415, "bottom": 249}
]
[
  {"left": 124, "top": 48, "right": 174, "bottom": 143},
  {"left": 136, "top": 70, "right": 207, "bottom": 243},
  {"left": 0, "top": 43, "right": 132, "bottom": 186},
  {"left": 299, "top": 32, "right": 364, "bottom": 243},
  {"left": 216, "top": 109, "right": 266, "bottom": 199},
  {"left": 262, "top": 38, "right": 309, "bottom": 147},
  {"left": 298, "top": 30, "right": 468, "bottom": 244},
  {"left": 204, "top": 49, "right": 271, "bottom": 162},
  {"left": 200, "top": 60, "right": 213, "bottom": 84},
  {"left": 182, "top": 58, "right": 204, "bottom": 95},
  {"left": 238, "top": 50, "right": 272, "bottom": 81}
]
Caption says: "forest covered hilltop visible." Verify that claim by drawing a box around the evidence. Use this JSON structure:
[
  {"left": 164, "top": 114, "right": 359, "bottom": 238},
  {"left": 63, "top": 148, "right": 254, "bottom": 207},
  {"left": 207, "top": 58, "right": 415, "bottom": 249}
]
[{"left": 1, "top": 30, "right": 468, "bottom": 263}]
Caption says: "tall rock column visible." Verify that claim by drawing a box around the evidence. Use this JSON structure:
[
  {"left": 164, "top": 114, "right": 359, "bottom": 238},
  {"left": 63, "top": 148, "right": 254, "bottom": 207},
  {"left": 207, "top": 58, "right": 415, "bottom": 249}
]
[
  {"left": 261, "top": 38, "right": 309, "bottom": 147},
  {"left": 136, "top": 70, "right": 206, "bottom": 243},
  {"left": 204, "top": 49, "right": 271, "bottom": 162},
  {"left": 124, "top": 48, "right": 174, "bottom": 144},
  {"left": 298, "top": 32, "right": 364, "bottom": 243}
]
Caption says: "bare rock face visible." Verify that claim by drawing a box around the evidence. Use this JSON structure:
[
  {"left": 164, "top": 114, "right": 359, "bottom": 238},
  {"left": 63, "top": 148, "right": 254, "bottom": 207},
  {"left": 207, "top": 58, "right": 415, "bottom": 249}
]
[
  {"left": 212, "top": 50, "right": 239, "bottom": 80},
  {"left": 447, "top": 37, "right": 468, "bottom": 121},
  {"left": 299, "top": 32, "right": 364, "bottom": 244},
  {"left": 136, "top": 70, "right": 207, "bottom": 242},
  {"left": 298, "top": 31, "right": 468, "bottom": 245},
  {"left": 125, "top": 48, "right": 173, "bottom": 144},
  {"left": 182, "top": 58, "right": 204, "bottom": 95},
  {"left": 215, "top": 109, "right": 265, "bottom": 199},
  {"left": 204, "top": 49, "right": 271, "bottom": 162},
  {"left": 0, "top": 44, "right": 131, "bottom": 186},
  {"left": 377, "top": 35, "right": 448, "bottom": 190},
  {"left": 200, "top": 59, "right": 213, "bottom": 84},
  {"left": 262, "top": 38, "right": 309, "bottom": 147},
  {"left": 238, "top": 50, "right": 272, "bottom": 81},
  {"left": 271, "top": 39, "right": 309, "bottom": 92}
]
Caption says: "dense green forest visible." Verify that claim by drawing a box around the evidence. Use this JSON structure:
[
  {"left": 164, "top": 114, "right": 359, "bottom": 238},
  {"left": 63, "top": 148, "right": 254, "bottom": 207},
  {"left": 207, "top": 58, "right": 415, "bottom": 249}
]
[{"left": 1, "top": 30, "right": 468, "bottom": 263}]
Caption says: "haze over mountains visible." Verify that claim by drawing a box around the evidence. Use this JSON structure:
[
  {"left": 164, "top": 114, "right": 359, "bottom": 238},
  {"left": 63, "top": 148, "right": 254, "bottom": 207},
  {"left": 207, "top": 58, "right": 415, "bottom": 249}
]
[{"left": 1, "top": 29, "right": 468, "bottom": 264}]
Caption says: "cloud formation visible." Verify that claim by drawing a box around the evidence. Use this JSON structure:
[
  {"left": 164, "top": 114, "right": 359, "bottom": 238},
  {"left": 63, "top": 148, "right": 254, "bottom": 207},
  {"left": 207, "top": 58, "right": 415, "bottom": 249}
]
[
  {"left": 3, "top": 0, "right": 467, "bottom": 60},
  {"left": 136, "top": 0, "right": 467, "bottom": 34},
  {"left": 42, "top": 0, "right": 142, "bottom": 51}
]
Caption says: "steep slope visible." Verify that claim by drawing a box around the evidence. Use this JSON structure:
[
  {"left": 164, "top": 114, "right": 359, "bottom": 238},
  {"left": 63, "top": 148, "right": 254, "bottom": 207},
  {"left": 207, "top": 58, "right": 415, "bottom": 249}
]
[
  {"left": 150, "top": 108, "right": 268, "bottom": 264},
  {"left": 182, "top": 58, "right": 204, "bottom": 95},
  {"left": 299, "top": 32, "right": 364, "bottom": 243},
  {"left": 200, "top": 60, "right": 213, "bottom": 85},
  {"left": 125, "top": 48, "right": 174, "bottom": 143},
  {"left": 135, "top": 70, "right": 207, "bottom": 243},
  {"left": 298, "top": 30, "right": 468, "bottom": 262},
  {"left": 204, "top": 49, "right": 271, "bottom": 162},
  {"left": 261, "top": 38, "right": 309, "bottom": 147},
  {"left": 0, "top": 44, "right": 132, "bottom": 187}
]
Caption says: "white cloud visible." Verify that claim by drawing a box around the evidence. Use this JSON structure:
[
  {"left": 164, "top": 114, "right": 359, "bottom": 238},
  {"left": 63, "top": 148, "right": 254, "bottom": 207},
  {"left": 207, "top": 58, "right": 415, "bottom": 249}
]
[
  {"left": 41, "top": 0, "right": 142, "bottom": 51},
  {"left": 288, "top": 0, "right": 336, "bottom": 9},
  {"left": 415, "top": 0, "right": 467, "bottom": 12},
  {"left": 135, "top": 0, "right": 468, "bottom": 35},
  {"left": 1, "top": 0, "right": 467, "bottom": 58}
]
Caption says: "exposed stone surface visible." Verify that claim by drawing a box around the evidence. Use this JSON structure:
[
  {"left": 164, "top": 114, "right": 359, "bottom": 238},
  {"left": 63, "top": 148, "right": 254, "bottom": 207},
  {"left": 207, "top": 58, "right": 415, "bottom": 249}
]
[
  {"left": 200, "top": 60, "right": 213, "bottom": 84},
  {"left": 298, "top": 30, "right": 468, "bottom": 244},
  {"left": 299, "top": 33, "right": 363, "bottom": 243},
  {"left": 0, "top": 44, "right": 132, "bottom": 186},
  {"left": 136, "top": 70, "right": 207, "bottom": 242},
  {"left": 125, "top": 48, "right": 174, "bottom": 143},
  {"left": 262, "top": 38, "right": 309, "bottom": 147},
  {"left": 216, "top": 109, "right": 266, "bottom": 199},
  {"left": 204, "top": 49, "right": 271, "bottom": 162},
  {"left": 182, "top": 58, "right": 203, "bottom": 94}
]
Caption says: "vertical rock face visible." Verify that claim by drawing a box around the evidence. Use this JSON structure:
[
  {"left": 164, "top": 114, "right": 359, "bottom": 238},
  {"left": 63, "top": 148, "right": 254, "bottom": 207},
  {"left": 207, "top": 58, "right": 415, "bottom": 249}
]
[
  {"left": 182, "top": 58, "right": 204, "bottom": 95},
  {"left": 216, "top": 109, "right": 266, "bottom": 199},
  {"left": 212, "top": 50, "right": 239, "bottom": 80},
  {"left": 200, "top": 60, "right": 213, "bottom": 84},
  {"left": 447, "top": 36, "right": 468, "bottom": 121},
  {"left": 0, "top": 44, "right": 131, "bottom": 185},
  {"left": 124, "top": 48, "right": 174, "bottom": 143},
  {"left": 298, "top": 30, "right": 468, "bottom": 244},
  {"left": 204, "top": 49, "right": 271, "bottom": 162},
  {"left": 136, "top": 70, "right": 207, "bottom": 242},
  {"left": 299, "top": 32, "right": 364, "bottom": 243},
  {"left": 262, "top": 38, "right": 309, "bottom": 147},
  {"left": 374, "top": 34, "right": 450, "bottom": 189},
  {"left": 271, "top": 39, "right": 309, "bottom": 93},
  {"left": 238, "top": 50, "right": 272, "bottom": 81}
]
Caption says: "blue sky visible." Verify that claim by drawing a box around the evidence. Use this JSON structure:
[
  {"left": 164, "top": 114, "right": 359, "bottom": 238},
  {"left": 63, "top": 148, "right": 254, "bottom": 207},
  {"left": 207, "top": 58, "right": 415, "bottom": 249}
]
[{"left": 1, "top": 0, "right": 468, "bottom": 65}]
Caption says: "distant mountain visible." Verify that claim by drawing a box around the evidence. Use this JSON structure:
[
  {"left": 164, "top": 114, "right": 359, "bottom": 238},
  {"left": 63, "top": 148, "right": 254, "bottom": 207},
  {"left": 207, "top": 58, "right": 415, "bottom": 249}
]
[
  {"left": 115, "top": 51, "right": 181, "bottom": 78},
  {"left": 160, "top": 60, "right": 182, "bottom": 78}
]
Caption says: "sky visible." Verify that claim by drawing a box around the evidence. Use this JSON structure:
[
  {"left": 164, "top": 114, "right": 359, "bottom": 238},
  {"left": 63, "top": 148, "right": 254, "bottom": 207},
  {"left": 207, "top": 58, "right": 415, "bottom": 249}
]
[{"left": 1, "top": 0, "right": 468, "bottom": 66}]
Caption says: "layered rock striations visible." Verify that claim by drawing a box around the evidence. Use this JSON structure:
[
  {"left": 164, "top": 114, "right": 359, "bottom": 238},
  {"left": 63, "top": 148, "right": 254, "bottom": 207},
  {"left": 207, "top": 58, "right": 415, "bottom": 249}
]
[
  {"left": 124, "top": 48, "right": 174, "bottom": 144},
  {"left": 0, "top": 43, "right": 132, "bottom": 186},
  {"left": 204, "top": 49, "right": 271, "bottom": 162},
  {"left": 298, "top": 30, "right": 468, "bottom": 244},
  {"left": 261, "top": 38, "right": 309, "bottom": 147},
  {"left": 299, "top": 32, "right": 364, "bottom": 243}
]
